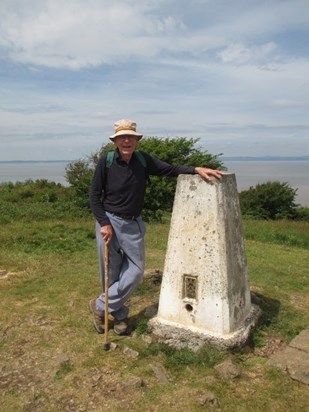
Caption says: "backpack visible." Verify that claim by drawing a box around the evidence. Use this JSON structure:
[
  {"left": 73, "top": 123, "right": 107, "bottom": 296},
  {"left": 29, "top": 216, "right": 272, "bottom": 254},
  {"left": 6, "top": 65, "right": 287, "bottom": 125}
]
[{"left": 105, "top": 150, "right": 147, "bottom": 168}]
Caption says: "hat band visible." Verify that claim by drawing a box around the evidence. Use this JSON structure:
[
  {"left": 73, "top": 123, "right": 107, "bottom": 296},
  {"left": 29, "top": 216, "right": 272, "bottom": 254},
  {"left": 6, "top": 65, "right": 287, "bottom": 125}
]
[{"left": 115, "top": 125, "right": 136, "bottom": 133}]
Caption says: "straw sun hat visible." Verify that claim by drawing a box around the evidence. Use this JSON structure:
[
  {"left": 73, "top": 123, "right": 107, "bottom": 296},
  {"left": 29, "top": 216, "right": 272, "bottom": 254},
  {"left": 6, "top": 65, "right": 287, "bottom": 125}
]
[{"left": 109, "top": 119, "right": 143, "bottom": 141}]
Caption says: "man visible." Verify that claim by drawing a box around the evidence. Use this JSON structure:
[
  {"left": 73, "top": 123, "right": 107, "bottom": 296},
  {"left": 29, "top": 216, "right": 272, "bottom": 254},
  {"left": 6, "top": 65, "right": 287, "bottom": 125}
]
[{"left": 89, "top": 119, "right": 222, "bottom": 335}]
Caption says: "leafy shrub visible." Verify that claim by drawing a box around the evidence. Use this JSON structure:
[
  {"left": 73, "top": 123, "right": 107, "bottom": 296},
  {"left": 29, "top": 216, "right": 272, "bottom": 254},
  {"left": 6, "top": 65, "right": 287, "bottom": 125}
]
[
  {"left": 294, "top": 206, "right": 309, "bottom": 221},
  {"left": 65, "top": 160, "right": 96, "bottom": 208},
  {"left": 0, "top": 180, "right": 90, "bottom": 223},
  {"left": 0, "top": 179, "right": 69, "bottom": 203},
  {"left": 239, "top": 181, "right": 298, "bottom": 220}
]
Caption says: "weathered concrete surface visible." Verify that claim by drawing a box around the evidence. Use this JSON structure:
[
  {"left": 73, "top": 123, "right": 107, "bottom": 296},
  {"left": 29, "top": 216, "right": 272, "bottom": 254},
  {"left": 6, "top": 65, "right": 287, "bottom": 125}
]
[
  {"left": 267, "top": 328, "right": 309, "bottom": 385},
  {"left": 149, "top": 174, "right": 261, "bottom": 350},
  {"left": 149, "top": 305, "right": 261, "bottom": 351}
]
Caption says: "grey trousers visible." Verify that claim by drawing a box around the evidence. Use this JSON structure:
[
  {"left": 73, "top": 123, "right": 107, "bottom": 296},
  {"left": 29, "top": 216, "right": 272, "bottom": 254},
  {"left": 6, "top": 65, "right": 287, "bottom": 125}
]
[{"left": 95, "top": 212, "right": 146, "bottom": 320}]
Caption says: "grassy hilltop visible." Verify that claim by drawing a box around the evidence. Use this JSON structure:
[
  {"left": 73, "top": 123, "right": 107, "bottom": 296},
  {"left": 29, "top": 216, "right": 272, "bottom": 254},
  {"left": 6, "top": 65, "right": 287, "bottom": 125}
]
[{"left": 0, "top": 181, "right": 308, "bottom": 411}]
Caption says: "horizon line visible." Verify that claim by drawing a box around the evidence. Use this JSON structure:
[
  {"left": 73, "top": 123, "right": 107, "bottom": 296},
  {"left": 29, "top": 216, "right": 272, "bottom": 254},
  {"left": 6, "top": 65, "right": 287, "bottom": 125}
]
[{"left": 0, "top": 155, "right": 309, "bottom": 163}]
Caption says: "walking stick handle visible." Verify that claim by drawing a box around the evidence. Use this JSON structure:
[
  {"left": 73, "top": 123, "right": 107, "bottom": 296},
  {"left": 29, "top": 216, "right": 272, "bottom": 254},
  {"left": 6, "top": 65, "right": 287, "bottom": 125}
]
[{"left": 103, "top": 242, "right": 110, "bottom": 351}]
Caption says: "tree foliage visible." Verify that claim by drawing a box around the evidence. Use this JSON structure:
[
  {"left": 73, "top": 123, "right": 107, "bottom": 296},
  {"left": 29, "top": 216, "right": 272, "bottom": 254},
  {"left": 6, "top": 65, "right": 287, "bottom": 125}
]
[
  {"left": 65, "top": 142, "right": 114, "bottom": 208},
  {"left": 65, "top": 137, "right": 225, "bottom": 220},
  {"left": 239, "top": 181, "right": 298, "bottom": 220},
  {"left": 138, "top": 137, "right": 224, "bottom": 220}
]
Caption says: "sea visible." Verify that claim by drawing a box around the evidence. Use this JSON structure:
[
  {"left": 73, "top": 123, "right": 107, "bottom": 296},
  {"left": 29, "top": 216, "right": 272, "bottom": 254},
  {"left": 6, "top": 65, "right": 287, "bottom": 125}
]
[{"left": 0, "top": 158, "right": 308, "bottom": 207}]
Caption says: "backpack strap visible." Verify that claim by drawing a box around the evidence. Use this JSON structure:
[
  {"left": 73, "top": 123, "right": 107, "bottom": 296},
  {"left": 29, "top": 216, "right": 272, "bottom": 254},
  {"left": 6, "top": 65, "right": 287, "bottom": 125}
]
[
  {"left": 135, "top": 150, "right": 147, "bottom": 168},
  {"left": 105, "top": 150, "right": 147, "bottom": 168},
  {"left": 106, "top": 151, "right": 115, "bottom": 168}
]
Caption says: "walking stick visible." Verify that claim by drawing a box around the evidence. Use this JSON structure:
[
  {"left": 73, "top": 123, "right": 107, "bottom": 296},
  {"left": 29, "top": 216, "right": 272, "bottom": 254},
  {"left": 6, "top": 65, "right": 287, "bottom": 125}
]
[{"left": 103, "top": 242, "right": 110, "bottom": 351}]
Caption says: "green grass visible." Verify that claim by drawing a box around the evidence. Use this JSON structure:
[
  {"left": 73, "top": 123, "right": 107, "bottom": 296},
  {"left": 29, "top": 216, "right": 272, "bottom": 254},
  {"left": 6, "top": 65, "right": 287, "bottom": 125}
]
[
  {"left": 243, "top": 218, "right": 309, "bottom": 249},
  {"left": 158, "top": 344, "right": 225, "bottom": 370},
  {"left": 0, "top": 199, "right": 308, "bottom": 411}
]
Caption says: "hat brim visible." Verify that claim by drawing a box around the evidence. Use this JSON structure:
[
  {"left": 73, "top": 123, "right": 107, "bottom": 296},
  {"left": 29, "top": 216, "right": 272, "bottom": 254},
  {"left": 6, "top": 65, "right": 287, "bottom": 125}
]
[{"left": 109, "top": 129, "right": 143, "bottom": 141}]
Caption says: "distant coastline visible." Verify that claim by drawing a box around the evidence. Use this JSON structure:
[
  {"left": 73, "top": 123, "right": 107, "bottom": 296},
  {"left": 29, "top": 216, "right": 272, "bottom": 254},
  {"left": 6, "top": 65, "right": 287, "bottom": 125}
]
[
  {"left": 0, "top": 156, "right": 308, "bottom": 163},
  {"left": 221, "top": 156, "right": 309, "bottom": 161},
  {"left": 0, "top": 157, "right": 308, "bottom": 205},
  {"left": 0, "top": 160, "right": 73, "bottom": 164}
]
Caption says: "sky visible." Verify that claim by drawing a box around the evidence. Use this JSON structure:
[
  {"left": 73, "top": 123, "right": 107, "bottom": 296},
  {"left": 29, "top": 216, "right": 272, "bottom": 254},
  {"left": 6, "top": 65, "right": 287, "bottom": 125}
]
[{"left": 0, "top": 0, "right": 309, "bottom": 161}]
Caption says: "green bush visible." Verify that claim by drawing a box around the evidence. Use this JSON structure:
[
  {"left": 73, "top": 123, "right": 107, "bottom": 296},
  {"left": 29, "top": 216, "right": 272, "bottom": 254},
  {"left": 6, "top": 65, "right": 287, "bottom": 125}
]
[
  {"left": 294, "top": 206, "right": 309, "bottom": 221},
  {"left": 65, "top": 160, "right": 95, "bottom": 208},
  {"left": 0, "top": 179, "right": 69, "bottom": 203},
  {"left": 239, "top": 181, "right": 298, "bottom": 220},
  {"left": 0, "top": 180, "right": 90, "bottom": 224}
]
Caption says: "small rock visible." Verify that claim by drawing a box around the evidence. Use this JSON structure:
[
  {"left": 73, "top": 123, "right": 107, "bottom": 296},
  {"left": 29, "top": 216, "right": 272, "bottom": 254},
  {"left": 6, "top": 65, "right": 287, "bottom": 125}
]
[
  {"left": 123, "top": 346, "right": 139, "bottom": 359},
  {"left": 109, "top": 342, "right": 118, "bottom": 351},
  {"left": 198, "top": 390, "right": 219, "bottom": 408},
  {"left": 149, "top": 363, "right": 169, "bottom": 383},
  {"left": 142, "top": 334, "right": 153, "bottom": 346},
  {"left": 91, "top": 373, "right": 102, "bottom": 386},
  {"left": 125, "top": 377, "right": 145, "bottom": 388},
  {"left": 214, "top": 359, "right": 240, "bottom": 380}
]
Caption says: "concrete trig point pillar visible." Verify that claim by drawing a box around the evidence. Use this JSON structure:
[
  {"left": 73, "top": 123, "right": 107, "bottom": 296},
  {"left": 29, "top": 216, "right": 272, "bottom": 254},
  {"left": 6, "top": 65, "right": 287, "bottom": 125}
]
[{"left": 149, "top": 174, "right": 261, "bottom": 350}]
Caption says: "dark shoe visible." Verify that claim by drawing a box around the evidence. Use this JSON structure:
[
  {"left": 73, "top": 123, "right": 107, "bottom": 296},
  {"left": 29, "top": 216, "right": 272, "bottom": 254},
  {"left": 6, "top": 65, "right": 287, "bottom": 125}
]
[
  {"left": 113, "top": 318, "right": 128, "bottom": 335},
  {"left": 88, "top": 299, "right": 104, "bottom": 334}
]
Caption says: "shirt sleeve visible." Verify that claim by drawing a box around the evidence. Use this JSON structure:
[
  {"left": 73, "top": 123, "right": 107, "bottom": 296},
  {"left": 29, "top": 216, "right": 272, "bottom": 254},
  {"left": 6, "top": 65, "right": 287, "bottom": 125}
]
[
  {"left": 141, "top": 152, "right": 196, "bottom": 177},
  {"left": 89, "top": 155, "right": 111, "bottom": 227}
]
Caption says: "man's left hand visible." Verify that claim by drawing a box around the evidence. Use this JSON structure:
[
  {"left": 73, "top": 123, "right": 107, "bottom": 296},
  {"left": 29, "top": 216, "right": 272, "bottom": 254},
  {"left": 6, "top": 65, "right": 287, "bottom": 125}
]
[{"left": 195, "top": 167, "right": 223, "bottom": 182}]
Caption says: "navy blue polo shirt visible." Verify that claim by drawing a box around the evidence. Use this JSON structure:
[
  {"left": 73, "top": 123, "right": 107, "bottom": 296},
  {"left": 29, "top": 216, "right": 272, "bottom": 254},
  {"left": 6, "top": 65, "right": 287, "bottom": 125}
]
[{"left": 89, "top": 150, "right": 195, "bottom": 226}]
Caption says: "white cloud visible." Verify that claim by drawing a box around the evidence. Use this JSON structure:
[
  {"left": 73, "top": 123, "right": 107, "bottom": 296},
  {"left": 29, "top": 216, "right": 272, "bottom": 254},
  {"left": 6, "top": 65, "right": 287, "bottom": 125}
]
[
  {"left": 0, "top": 0, "right": 191, "bottom": 69},
  {"left": 218, "top": 42, "right": 278, "bottom": 65},
  {"left": 0, "top": 0, "right": 308, "bottom": 160},
  {"left": 2, "top": 0, "right": 307, "bottom": 69}
]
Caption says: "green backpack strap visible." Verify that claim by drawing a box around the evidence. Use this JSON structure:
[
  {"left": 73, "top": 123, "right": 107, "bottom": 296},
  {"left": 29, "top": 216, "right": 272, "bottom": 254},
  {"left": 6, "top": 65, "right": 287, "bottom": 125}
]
[
  {"left": 105, "top": 150, "right": 147, "bottom": 168},
  {"left": 135, "top": 150, "right": 147, "bottom": 168},
  {"left": 106, "top": 151, "right": 115, "bottom": 168}
]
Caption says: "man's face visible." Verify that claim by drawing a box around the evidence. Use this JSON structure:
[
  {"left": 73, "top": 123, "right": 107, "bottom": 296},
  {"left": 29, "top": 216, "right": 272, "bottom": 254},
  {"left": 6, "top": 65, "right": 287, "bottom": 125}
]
[{"left": 114, "top": 135, "right": 139, "bottom": 159}]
